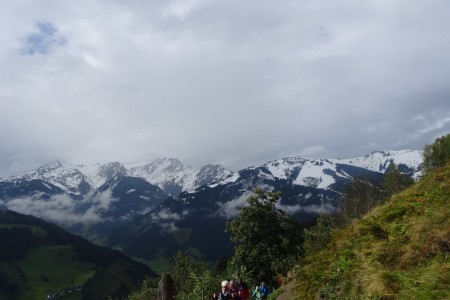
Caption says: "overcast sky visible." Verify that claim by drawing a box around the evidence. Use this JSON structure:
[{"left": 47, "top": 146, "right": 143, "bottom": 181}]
[{"left": 1, "top": 0, "right": 450, "bottom": 177}]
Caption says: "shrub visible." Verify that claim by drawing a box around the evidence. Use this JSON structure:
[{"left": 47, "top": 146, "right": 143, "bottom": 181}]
[{"left": 423, "top": 133, "right": 450, "bottom": 174}]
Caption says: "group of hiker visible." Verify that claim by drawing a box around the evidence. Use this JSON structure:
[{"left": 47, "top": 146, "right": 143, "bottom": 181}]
[{"left": 213, "top": 278, "right": 271, "bottom": 300}]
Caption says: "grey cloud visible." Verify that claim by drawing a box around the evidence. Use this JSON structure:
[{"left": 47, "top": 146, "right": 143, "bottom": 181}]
[
  {"left": 5, "top": 195, "right": 102, "bottom": 226},
  {"left": 1, "top": 0, "right": 450, "bottom": 176},
  {"left": 151, "top": 208, "right": 187, "bottom": 221},
  {"left": 3, "top": 190, "right": 118, "bottom": 226},
  {"left": 216, "top": 192, "right": 252, "bottom": 219},
  {"left": 149, "top": 208, "right": 190, "bottom": 232}
]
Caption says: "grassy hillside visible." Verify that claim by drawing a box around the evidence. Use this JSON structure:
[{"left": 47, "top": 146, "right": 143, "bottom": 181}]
[
  {"left": 283, "top": 163, "right": 450, "bottom": 299},
  {"left": 0, "top": 211, "right": 156, "bottom": 300}
]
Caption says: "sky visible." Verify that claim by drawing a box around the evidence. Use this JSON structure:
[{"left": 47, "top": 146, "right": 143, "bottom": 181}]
[{"left": 1, "top": 0, "right": 450, "bottom": 177}]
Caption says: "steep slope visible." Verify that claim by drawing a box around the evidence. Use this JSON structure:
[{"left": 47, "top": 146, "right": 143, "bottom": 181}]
[
  {"left": 284, "top": 163, "right": 449, "bottom": 299},
  {"left": 0, "top": 210, "right": 156, "bottom": 300}
]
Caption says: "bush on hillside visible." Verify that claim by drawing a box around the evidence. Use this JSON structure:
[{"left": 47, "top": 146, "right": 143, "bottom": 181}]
[
  {"left": 129, "top": 252, "right": 222, "bottom": 300},
  {"left": 303, "top": 214, "right": 344, "bottom": 255},
  {"left": 171, "top": 251, "right": 221, "bottom": 300},
  {"left": 423, "top": 133, "right": 450, "bottom": 174},
  {"left": 128, "top": 277, "right": 159, "bottom": 300},
  {"left": 383, "top": 163, "right": 414, "bottom": 196}
]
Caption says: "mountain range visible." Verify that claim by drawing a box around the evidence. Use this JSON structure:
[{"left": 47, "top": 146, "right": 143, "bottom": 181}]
[{"left": 0, "top": 150, "right": 423, "bottom": 262}]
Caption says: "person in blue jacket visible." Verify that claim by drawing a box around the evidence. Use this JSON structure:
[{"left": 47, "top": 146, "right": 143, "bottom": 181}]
[{"left": 259, "top": 282, "right": 270, "bottom": 299}]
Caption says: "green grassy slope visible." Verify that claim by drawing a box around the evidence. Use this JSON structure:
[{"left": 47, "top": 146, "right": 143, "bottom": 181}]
[
  {"left": 287, "top": 163, "right": 450, "bottom": 299},
  {"left": 0, "top": 211, "right": 156, "bottom": 300}
]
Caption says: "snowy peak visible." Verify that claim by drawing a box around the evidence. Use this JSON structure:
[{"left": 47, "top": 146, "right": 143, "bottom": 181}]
[
  {"left": 70, "top": 161, "right": 128, "bottom": 189},
  {"left": 37, "top": 160, "right": 64, "bottom": 173},
  {"left": 138, "top": 158, "right": 196, "bottom": 181},
  {"left": 0, "top": 150, "right": 423, "bottom": 199},
  {"left": 263, "top": 157, "right": 346, "bottom": 189},
  {"left": 208, "top": 150, "right": 423, "bottom": 191},
  {"left": 129, "top": 158, "right": 232, "bottom": 196},
  {"left": 264, "top": 157, "right": 306, "bottom": 180},
  {"left": 98, "top": 162, "right": 127, "bottom": 181},
  {"left": 195, "top": 164, "right": 233, "bottom": 187},
  {"left": 5, "top": 161, "right": 90, "bottom": 196},
  {"left": 336, "top": 149, "right": 423, "bottom": 177},
  {"left": 129, "top": 158, "right": 197, "bottom": 196},
  {"left": 0, "top": 158, "right": 231, "bottom": 198},
  {"left": 141, "top": 158, "right": 187, "bottom": 173}
]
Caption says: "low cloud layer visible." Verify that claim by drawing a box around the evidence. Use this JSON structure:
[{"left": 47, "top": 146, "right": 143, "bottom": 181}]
[
  {"left": 216, "top": 190, "right": 337, "bottom": 219},
  {"left": 216, "top": 192, "right": 252, "bottom": 219},
  {"left": 149, "top": 208, "right": 190, "bottom": 232},
  {"left": 1, "top": 1, "right": 450, "bottom": 177},
  {"left": 2, "top": 191, "right": 117, "bottom": 226},
  {"left": 277, "top": 202, "right": 337, "bottom": 215}
]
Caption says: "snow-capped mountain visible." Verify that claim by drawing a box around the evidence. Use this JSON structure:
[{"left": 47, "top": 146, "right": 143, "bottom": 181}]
[
  {"left": 0, "top": 158, "right": 232, "bottom": 229},
  {"left": 0, "top": 158, "right": 231, "bottom": 198},
  {"left": 0, "top": 149, "right": 423, "bottom": 258},
  {"left": 129, "top": 158, "right": 232, "bottom": 196},
  {"left": 70, "top": 161, "right": 128, "bottom": 189},
  {"left": 0, "top": 161, "right": 91, "bottom": 198},
  {"left": 108, "top": 150, "right": 423, "bottom": 262},
  {"left": 337, "top": 150, "right": 423, "bottom": 178},
  {"left": 0, "top": 150, "right": 422, "bottom": 208},
  {"left": 209, "top": 149, "right": 422, "bottom": 192}
]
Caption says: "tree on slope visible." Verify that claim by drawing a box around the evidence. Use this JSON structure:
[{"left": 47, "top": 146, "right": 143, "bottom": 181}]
[
  {"left": 340, "top": 175, "right": 383, "bottom": 221},
  {"left": 383, "top": 163, "right": 414, "bottom": 196},
  {"left": 423, "top": 133, "right": 450, "bottom": 174},
  {"left": 226, "top": 189, "right": 303, "bottom": 286}
]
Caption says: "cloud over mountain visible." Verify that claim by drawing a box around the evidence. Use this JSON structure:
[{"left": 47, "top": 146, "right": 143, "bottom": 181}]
[
  {"left": 0, "top": 0, "right": 449, "bottom": 177},
  {"left": 2, "top": 192, "right": 115, "bottom": 226}
]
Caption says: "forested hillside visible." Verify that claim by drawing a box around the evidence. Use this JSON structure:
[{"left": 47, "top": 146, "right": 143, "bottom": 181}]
[{"left": 0, "top": 210, "right": 156, "bottom": 300}]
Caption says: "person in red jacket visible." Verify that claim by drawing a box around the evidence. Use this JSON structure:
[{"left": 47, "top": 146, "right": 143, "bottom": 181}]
[{"left": 236, "top": 277, "right": 250, "bottom": 300}]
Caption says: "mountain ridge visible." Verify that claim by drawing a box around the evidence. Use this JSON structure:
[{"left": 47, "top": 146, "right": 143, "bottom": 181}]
[
  {"left": 1, "top": 158, "right": 232, "bottom": 197},
  {"left": 0, "top": 150, "right": 423, "bottom": 261},
  {"left": 105, "top": 149, "right": 423, "bottom": 262}
]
